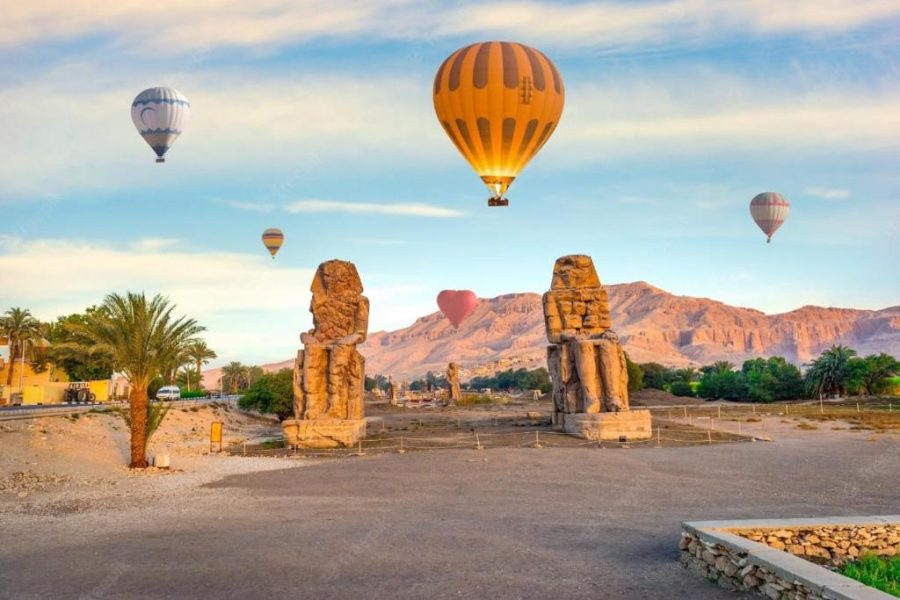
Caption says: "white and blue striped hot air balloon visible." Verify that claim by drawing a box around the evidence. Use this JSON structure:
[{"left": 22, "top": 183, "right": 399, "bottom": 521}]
[{"left": 131, "top": 87, "right": 190, "bottom": 163}]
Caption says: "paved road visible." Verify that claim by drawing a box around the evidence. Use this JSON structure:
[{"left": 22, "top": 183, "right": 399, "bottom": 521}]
[{"left": 1, "top": 433, "right": 897, "bottom": 599}]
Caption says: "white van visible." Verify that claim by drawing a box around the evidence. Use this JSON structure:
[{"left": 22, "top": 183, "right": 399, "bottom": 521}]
[{"left": 155, "top": 385, "right": 181, "bottom": 401}]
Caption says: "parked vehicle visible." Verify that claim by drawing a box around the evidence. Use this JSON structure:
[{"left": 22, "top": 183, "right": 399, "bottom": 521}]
[{"left": 155, "top": 385, "right": 181, "bottom": 401}]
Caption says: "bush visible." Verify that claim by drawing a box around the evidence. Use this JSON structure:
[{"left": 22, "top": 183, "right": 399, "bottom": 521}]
[
  {"left": 640, "top": 362, "right": 673, "bottom": 390},
  {"left": 238, "top": 369, "right": 293, "bottom": 420},
  {"left": 179, "top": 390, "right": 207, "bottom": 399},
  {"left": 669, "top": 380, "right": 695, "bottom": 397},
  {"left": 625, "top": 354, "right": 644, "bottom": 392}
]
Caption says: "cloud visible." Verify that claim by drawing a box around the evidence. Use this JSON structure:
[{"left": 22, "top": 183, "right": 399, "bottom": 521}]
[
  {"left": 131, "top": 238, "right": 180, "bottom": 252},
  {"left": 284, "top": 200, "right": 464, "bottom": 218},
  {"left": 221, "top": 200, "right": 276, "bottom": 213},
  {"left": 805, "top": 187, "right": 852, "bottom": 200},
  {"left": 0, "top": 236, "right": 434, "bottom": 364},
  {"left": 552, "top": 71, "right": 900, "bottom": 163},
  {"left": 344, "top": 238, "right": 409, "bottom": 245},
  {"left": 3, "top": 0, "right": 898, "bottom": 53}
]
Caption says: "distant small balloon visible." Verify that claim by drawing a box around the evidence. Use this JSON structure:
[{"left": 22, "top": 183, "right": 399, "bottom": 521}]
[
  {"left": 437, "top": 290, "right": 478, "bottom": 327},
  {"left": 131, "top": 87, "right": 190, "bottom": 163},
  {"left": 750, "top": 192, "right": 790, "bottom": 243},
  {"left": 262, "top": 228, "right": 284, "bottom": 258}
]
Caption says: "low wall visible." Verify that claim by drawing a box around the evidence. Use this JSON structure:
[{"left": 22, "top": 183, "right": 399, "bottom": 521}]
[{"left": 681, "top": 517, "right": 898, "bottom": 600}]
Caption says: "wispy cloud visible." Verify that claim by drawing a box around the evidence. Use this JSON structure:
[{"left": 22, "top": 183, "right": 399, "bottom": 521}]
[
  {"left": 284, "top": 200, "right": 464, "bottom": 218},
  {"left": 805, "top": 187, "right": 852, "bottom": 200},
  {"left": 4, "top": 0, "right": 898, "bottom": 53},
  {"left": 130, "top": 238, "right": 180, "bottom": 252},
  {"left": 222, "top": 200, "right": 276, "bottom": 213}
]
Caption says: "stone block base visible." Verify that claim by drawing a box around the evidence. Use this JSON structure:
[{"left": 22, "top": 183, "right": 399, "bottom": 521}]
[
  {"left": 282, "top": 419, "right": 366, "bottom": 449},
  {"left": 563, "top": 410, "right": 652, "bottom": 441}
]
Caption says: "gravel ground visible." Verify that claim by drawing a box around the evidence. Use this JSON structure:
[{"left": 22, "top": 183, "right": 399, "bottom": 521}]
[{"left": 1, "top": 420, "right": 897, "bottom": 599}]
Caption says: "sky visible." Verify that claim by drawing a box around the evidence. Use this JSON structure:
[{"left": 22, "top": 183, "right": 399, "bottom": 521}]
[{"left": 1, "top": 0, "right": 898, "bottom": 367}]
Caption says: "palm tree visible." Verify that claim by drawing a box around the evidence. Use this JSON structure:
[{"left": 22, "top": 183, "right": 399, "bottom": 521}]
[
  {"left": 711, "top": 361, "right": 735, "bottom": 374},
  {"left": 805, "top": 345, "right": 857, "bottom": 399},
  {"left": 1, "top": 308, "right": 42, "bottom": 386},
  {"left": 186, "top": 340, "right": 216, "bottom": 391},
  {"left": 221, "top": 361, "right": 249, "bottom": 394},
  {"left": 76, "top": 293, "right": 203, "bottom": 468}
]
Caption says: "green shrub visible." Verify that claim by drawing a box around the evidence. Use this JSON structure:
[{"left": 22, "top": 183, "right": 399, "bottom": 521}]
[
  {"left": 179, "top": 390, "right": 207, "bottom": 399},
  {"left": 669, "top": 380, "right": 695, "bottom": 397},
  {"left": 841, "top": 554, "right": 900, "bottom": 596},
  {"left": 238, "top": 368, "right": 293, "bottom": 420}
]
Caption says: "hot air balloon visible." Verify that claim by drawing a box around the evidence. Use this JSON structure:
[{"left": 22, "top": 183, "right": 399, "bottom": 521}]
[
  {"left": 750, "top": 192, "right": 790, "bottom": 243},
  {"left": 437, "top": 290, "right": 478, "bottom": 328},
  {"left": 433, "top": 42, "right": 565, "bottom": 207},
  {"left": 261, "top": 228, "right": 284, "bottom": 259},
  {"left": 131, "top": 87, "right": 190, "bottom": 163}
]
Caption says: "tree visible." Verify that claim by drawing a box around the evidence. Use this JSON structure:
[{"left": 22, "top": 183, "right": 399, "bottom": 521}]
[
  {"left": 221, "top": 361, "right": 249, "bottom": 393},
  {"left": 1, "top": 307, "right": 42, "bottom": 386},
  {"left": 238, "top": 369, "right": 293, "bottom": 420},
  {"left": 625, "top": 354, "right": 644, "bottom": 393},
  {"left": 697, "top": 363, "right": 746, "bottom": 401},
  {"left": 185, "top": 340, "right": 216, "bottom": 391},
  {"left": 805, "top": 345, "right": 857, "bottom": 398},
  {"left": 859, "top": 353, "right": 900, "bottom": 396},
  {"left": 44, "top": 307, "right": 116, "bottom": 381},
  {"left": 640, "top": 362, "right": 672, "bottom": 390},
  {"left": 75, "top": 293, "right": 203, "bottom": 468},
  {"left": 669, "top": 380, "right": 695, "bottom": 397},
  {"left": 742, "top": 357, "right": 803, "bottom": 402}
]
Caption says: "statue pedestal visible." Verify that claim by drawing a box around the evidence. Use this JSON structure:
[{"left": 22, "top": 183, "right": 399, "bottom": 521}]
[
  {"left": 562, "top": 410, "right": 652, "bottom": 442},
  {"left": 282, "top": 419, "right": 366, "bottom": 449}
]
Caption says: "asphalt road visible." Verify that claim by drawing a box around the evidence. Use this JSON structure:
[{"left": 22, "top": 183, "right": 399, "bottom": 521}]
[{"left": 1, "top": 432, "right": 897, "bottom": 599}]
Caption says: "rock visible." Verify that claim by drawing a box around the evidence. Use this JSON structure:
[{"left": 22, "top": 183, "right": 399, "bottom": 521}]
[
  {"left": 285, "top": 260, "right": 369, "bottom": 448},
  {"left": 446, "top": 362, "right": 461, "bottom": 405},
  {"left": 702, "top": 550, "right": 717, "bottom": 565},
  {"left": 742, "top": 574, "right": 761, "bottom": 589}
]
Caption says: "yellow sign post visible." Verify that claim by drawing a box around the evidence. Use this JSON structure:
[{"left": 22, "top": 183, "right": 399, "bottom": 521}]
[{"left": 210, "top": 421, "right": 223, "bottom": 453}]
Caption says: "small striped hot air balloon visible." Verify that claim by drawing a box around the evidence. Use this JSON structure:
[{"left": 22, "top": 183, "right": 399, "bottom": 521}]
[
  {"left": 433, "top": 42, "right": 565, "bottom": 207},
  {"left": 131, "top": 87, "right": 190, "bottom": 163},
  {"left": 261, "top": 228, "right": 284, "bottom": 259},
  {"left": 750, "top": 192, "right": 790, "bottom": 243}
]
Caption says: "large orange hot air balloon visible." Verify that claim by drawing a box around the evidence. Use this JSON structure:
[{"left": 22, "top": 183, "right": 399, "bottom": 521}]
[
  {"left": 261, "top": 228, "right": 284, "bottom": 259},
  {"left": 433, "top": 41, "right": 565, "bottom": 207}
]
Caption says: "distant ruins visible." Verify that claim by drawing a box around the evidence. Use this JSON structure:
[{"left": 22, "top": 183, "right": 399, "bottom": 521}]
[
  {"left": 543, "top": 255, "right": 651, "bottom": 441},
  {"left": 446, "top": 362, "right": 461, "bottom": 405},
  {"left": 282, "top": 259, "right": 369, "bottom": 448}
]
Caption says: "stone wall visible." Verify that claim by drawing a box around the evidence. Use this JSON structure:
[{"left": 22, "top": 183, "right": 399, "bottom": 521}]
[
  {"left": 681, "top": 531, "right": 823, "bottom": 599},
  {"left": 680, "top": 518, "right": 899, "bottom": 600},
  {"left": 733, "top": 525, "right": 899, "bottom": 566}
]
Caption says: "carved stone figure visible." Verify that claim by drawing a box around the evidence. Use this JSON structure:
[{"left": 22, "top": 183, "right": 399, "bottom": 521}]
[
  {"left": 447, "top": 362, "right": 461, "bottom": 405},
  {"left": 388, "top": 376, "right": 399, "bottom": 405},
  {"left": 283, "top": 260, "right": 369, "bottom": 448},
  {"left": 543, "top": 255, "right": 651, "bottom": 441}
]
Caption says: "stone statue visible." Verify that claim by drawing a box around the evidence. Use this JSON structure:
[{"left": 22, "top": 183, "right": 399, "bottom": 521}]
[
  {"left": 388, "top": 376, "right": 399, "bottom": 405},
  {"left": 283, "top": 260, "right": 369, "bottom": 448},
  {"left": 543, "top": 255, "right": 650, "bottom": 441},
  {"left": 447, "top": 362, "right": 461, "bottom": 405}
]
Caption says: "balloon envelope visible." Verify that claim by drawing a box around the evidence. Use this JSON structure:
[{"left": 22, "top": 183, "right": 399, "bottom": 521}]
[
  {"left": 433, "top": 42, "right": 564, "bottom": 204},
  {"left": 437, "top": 290, "right": 478, "bottom": 327},
  {"left": 750, "top": 192, "right": 789, "bottom": 243},
  {"left": 131, "top": 87, "right": 190, "bottom": 163},
  {"left": 262, "top": 228, "right": 284, "bottom": 258}
]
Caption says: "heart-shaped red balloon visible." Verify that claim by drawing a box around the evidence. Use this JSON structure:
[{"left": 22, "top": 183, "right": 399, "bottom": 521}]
[{"left": 436, "top": 290, "right": 478, "bottom": 328}]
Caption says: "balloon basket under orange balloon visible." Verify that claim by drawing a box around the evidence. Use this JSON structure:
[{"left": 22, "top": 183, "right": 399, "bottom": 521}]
[
  {"left": 156, "top": 158, "right": 165, "bottom": 163},
  {"left": 488, "top": 197, "right": 509, "bottom": 207}
]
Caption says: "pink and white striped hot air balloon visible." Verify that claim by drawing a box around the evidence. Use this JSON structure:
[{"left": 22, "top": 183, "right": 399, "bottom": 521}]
[{"left": 749, "top": 192, "right": 789, "bottom": 243}]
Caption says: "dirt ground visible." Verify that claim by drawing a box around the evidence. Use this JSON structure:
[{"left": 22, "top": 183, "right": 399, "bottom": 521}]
[{"left": 0, "top": 399, "right": 897, "bottom": 599}]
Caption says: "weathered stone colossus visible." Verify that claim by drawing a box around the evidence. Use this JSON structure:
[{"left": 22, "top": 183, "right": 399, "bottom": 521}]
[
  {"left": 446, "top": 362, "right": 461, "bottom": 405},
  {"left": 282, "top": 260, "right": 369, "bottom": 449},
  {"left": 543, "top": 255, "right": 651, "bottom": 440}
]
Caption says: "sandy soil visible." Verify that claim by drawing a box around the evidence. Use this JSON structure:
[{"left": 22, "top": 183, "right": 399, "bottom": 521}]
[{"left": 0, "top": 401, "right": 296, "bottom": 518}]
